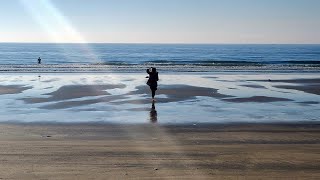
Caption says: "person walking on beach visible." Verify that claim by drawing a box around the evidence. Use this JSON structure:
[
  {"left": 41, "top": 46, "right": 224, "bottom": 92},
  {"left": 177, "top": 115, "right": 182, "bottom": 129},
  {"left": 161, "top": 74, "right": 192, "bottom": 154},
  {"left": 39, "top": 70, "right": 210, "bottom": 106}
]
[
  {"left": 38, "top": 57, "right": 41, "bottom": 64},
  {"left": 146, "top": 67, "right": 159, "bottom": 101}
]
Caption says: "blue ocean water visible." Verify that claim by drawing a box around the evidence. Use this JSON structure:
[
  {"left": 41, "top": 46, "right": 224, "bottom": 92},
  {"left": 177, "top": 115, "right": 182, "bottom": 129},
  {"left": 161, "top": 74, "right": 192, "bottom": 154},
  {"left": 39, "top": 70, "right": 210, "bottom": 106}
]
[{"left": 0, "top": 43, "right": 319, "bottom": 65}]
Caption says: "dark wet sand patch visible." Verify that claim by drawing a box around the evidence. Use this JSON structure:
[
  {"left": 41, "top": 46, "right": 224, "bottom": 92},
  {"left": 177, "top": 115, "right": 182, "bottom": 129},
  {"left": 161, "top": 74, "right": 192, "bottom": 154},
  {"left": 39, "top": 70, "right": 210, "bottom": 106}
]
[
  {"left": 110, "top": 85, "right": 233, "bottom": 105},
  {"left": 270, "top": 89, "right": 293, "bottom": 94},
  {"left": 46, "top": 84, "right": 125, "bottom": 99},
  {"left": 240, "top": 84, "right": 267, "bottom": 89},
  {"left": 200, "top": 104, "right": 216, "bottom": 108},
  {"left": 298, "top": 101, "right": 319, "bottom": 105},
  {"left": 43, "top": 86, "right": 54, "bottom": 90},
  {"left": 203, "top": 76, "right": 219, "bottom": 79},
  {"left": 128, "top": 84, "right": 232, "bottom": 100},
  {"left": 249, "top": 78, "right": 320, "bottom": 84},
  {"left": 216, "top": 79, "right": 239, "bottom": 82},
  {"left": 122, "top": 78, "right": 136, "bottom": 82},
  {"left": 40, "top": 95, "right": 127, "bottom": 110},
  {"left": 41, "top": 78, "right": 61, "bottom": 83},
  {"left": 222, "top": 96, "right": 293, "bottom": 103},
  {"left": 22, "top": 84, "right": 233, "bottom": 109},
  {"left": 21, "top": 84, "right": 126, "bottom": 104},
  {"left": 274, "top": 84, "right": 320, "bottom": 95},
  {"left": 0, "top": 85, "right": 32, "bottom": 95},
  {"left": 126, "top": 107, "right": 151, "bottom": 112},
  {"left": 74, "top": 108, "right": 101, "bottom": 112},
  {"left": 298, "top": 101, "right": 320, "bottom": 106}
]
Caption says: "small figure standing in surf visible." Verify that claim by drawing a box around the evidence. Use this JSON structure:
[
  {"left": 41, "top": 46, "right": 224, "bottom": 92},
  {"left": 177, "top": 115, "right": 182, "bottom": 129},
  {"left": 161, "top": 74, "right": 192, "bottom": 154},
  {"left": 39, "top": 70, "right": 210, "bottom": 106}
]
[{"left": 146, "top": 67, "right": 159, "bottom": 101}]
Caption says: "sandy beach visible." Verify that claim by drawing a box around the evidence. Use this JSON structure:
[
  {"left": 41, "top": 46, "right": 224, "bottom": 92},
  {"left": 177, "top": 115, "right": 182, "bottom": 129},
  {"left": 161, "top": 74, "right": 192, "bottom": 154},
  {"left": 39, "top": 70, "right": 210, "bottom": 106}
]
[
  {"left": 0, "top": 123, "right": 319, "bottom": 179},
  {"left": 0, "top": 72, "right": 319, "bottom": 179}
]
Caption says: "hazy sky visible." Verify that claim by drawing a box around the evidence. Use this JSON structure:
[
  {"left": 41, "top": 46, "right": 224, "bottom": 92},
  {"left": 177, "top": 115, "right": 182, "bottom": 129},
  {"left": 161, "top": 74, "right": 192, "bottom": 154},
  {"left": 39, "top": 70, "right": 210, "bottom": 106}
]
[{"left": 0, "top": 0, "right": 320, "bottom": 43}]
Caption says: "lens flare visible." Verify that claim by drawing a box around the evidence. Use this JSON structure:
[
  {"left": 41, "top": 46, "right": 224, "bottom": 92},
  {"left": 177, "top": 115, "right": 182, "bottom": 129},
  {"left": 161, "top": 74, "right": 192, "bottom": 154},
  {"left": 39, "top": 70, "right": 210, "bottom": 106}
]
[{"left": 19, "top": 0, "right": 100, "bottom": 63}]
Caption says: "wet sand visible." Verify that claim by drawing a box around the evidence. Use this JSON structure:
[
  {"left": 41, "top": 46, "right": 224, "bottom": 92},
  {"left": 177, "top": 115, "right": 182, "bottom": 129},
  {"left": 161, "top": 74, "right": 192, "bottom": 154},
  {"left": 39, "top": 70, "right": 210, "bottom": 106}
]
[
  {"left": 0, "top": 123, "right": 319, "bottom": 179},
  {"left": 0, "top": 85, "right": 32, "bottom": 95},
  {"left": 250, "top": 78, "right": 320, "bottom": 96},
  {"left": 0, "top": 73, "right": 320, "bottom": 179},
  {"left": 17, "top": 76, "right": 320, "bottom": 109}
]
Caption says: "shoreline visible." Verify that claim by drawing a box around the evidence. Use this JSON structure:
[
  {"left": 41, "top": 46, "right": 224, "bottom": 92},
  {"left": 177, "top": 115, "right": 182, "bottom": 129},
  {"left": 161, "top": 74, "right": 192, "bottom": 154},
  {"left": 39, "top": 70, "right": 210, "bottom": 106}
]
[
  {"left": 1, "top": 71, "right": 320, "bottom": 75},
  {"left": 1, "top": 121, "right": 320, "bottom": 126},
  {"left": 0, "top": 64, "right": 320, "bottom": 73}
]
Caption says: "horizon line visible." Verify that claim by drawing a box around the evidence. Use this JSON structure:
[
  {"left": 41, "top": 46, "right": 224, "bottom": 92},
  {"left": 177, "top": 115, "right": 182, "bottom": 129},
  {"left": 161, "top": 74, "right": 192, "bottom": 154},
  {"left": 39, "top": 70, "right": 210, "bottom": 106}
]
[{"left": 1, "top": 41, "right": 320, "bottom": 45}]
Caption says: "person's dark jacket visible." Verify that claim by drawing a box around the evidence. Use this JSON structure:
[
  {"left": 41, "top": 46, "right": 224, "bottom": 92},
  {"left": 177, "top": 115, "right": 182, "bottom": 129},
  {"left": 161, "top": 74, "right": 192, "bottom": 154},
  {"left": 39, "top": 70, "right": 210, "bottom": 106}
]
[{"left": 147, "top": 69, "right": 159, "bottom": 90}]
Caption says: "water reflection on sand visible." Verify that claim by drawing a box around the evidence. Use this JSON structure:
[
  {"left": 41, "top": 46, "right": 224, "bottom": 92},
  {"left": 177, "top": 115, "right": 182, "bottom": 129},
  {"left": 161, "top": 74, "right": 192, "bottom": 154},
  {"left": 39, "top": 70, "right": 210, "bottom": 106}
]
[{"left": 0, "top": 73, "right": 319, "bottom": 124}]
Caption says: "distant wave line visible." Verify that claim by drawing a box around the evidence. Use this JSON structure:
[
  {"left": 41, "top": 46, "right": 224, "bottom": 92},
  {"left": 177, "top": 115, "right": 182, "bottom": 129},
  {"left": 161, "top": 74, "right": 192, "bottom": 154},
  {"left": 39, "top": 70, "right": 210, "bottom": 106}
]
[
  {"left": 1, "top": 60, "right": 320, "bottom": 66},
  {"left": 0, "top": 63, "right": 320, "bottom": 73}
]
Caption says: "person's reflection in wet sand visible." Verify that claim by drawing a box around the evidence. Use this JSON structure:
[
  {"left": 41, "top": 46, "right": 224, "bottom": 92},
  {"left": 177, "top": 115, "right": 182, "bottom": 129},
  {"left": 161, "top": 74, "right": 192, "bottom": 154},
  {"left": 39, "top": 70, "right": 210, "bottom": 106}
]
[{"left": 150, "top": 101, "right": 158, "bottom": 123}]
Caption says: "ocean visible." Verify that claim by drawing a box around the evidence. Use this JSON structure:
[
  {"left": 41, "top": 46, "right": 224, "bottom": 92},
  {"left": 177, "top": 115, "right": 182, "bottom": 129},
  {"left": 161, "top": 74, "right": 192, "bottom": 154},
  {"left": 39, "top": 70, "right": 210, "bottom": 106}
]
[{"left": 0, "top": 43, "right": 319, "bottom": 72}]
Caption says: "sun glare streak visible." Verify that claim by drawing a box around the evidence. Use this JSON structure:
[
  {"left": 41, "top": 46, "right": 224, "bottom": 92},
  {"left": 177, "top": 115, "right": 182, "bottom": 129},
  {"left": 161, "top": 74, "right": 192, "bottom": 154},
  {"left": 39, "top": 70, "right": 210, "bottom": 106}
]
[
  {"left": 19, "top": 0, "right": 101, "bottom": 63},
  {"left": 20, "top": 0, "right": 84, "bottom": 43}
]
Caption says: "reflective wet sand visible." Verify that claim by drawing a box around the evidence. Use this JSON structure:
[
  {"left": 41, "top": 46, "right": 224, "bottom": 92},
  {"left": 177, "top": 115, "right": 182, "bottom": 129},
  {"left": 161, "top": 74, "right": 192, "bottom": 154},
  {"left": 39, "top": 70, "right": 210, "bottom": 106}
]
[{"left": 0, "top": 73, "right": 319, "bottom": 124}]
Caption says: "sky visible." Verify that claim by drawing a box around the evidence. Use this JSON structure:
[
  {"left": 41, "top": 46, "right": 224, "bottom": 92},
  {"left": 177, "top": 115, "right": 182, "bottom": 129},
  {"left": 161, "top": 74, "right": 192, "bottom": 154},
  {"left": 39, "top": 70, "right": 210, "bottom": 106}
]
[{"left": 0, "top": 0, "right": 319, "bottom": 44}]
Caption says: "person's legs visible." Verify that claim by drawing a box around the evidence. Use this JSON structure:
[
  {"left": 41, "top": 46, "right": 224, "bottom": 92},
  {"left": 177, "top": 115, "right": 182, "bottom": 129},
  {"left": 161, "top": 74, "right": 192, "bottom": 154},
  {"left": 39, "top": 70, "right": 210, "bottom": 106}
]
[
  {"left": 151, "top": 89, "right": 156, "bottom": 99},
  {"left": 149, "top": 85, "right": 157, "bottom": 100}
]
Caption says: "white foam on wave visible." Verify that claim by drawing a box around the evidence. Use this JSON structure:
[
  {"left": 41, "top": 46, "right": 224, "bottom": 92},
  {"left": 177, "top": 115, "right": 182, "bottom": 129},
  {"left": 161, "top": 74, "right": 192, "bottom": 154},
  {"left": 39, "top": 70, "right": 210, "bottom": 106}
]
[{"left": 0, "top": 64, "right": 320, "bottom": 73}]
